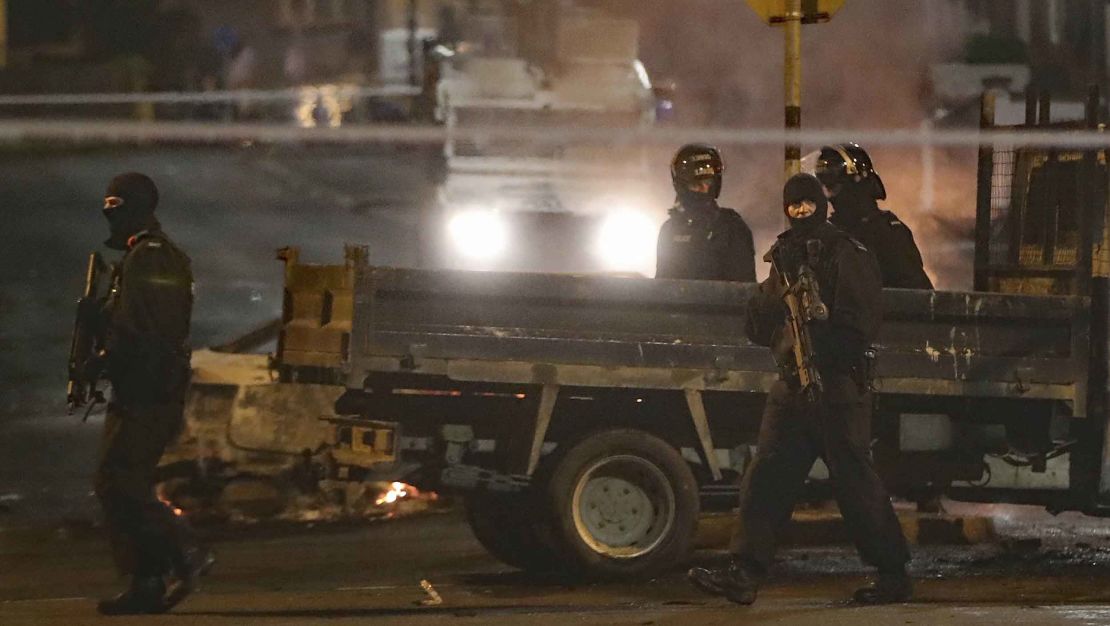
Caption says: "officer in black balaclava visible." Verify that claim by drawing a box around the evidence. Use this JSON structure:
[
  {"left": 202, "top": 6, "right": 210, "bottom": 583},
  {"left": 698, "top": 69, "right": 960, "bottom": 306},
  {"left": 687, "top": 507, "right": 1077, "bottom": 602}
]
[
  {"left": 688, "top": 174, "right": 912, "bottom": 607},
  {"left": 655, "top": 144, "right": 756, "bottom": 282},
  {"left": 92, "top": 173, "right": 213, "bottom": 615},
  {"left": 816, "top": 143, "right": 933, "bottom": 289},
  {"left": 103, "top": 173, "right": 161, "bottom": 249}
]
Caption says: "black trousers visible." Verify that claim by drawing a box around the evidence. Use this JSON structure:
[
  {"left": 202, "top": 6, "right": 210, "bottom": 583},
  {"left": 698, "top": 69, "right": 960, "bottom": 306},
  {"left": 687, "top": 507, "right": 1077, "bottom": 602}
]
[
  {"left": 730, "top": 376, "right": 910, "bottom": 573},
  {"left": 94, "top": 401, "right": 192, "bottom": 578}
]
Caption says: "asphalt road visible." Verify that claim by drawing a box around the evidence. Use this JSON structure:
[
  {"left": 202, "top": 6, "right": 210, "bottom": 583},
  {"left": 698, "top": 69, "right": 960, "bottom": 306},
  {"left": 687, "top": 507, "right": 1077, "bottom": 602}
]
[{"left": 6, "top": 507, "right": 1110, "bottom": 625}]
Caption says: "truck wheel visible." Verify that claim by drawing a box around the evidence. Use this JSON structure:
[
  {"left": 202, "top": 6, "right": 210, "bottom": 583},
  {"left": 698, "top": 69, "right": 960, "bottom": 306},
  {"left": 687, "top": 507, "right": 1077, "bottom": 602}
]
[
  {"left": 544, "top": 428, "right": 699, "bottom": 580},
  {"left": 463, "top": 491, "right": 557, "bottom": 572}
]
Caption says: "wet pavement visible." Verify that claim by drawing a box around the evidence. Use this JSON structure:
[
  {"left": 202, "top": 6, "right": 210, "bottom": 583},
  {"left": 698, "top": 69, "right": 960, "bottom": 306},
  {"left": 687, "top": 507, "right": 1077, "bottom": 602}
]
[{"left": 5, "top": 506, "right": 1110, "bottom": 625}]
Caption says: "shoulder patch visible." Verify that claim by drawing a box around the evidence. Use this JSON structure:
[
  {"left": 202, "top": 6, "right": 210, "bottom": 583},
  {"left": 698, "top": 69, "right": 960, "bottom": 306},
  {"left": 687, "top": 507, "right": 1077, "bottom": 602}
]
[
  {"left": 130, "top": 238, "right": 166, "bottom": 254},
  {"left": 880, "top": 210, "right": 907, "bottom": 228}
]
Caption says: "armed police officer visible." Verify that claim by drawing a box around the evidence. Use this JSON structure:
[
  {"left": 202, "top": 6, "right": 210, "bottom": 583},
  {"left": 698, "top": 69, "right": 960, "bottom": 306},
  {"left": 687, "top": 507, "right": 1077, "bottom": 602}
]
[
  {"left": 816, "top": 143, "right": 933, "bottom": 289},
  {"left": 89, "top": 173, "right": 212, "bottom": 615},
  {"left": 656, "top": 144, "right": 756, "bottom": 282},
  {"left": 688, "top": 174, "right": 912, "bottom": 606}
]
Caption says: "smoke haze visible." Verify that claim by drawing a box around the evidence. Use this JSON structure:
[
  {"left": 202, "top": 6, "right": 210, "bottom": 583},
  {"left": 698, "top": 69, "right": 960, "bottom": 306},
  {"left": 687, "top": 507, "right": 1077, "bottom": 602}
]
[{"left": 632, "top": 0, "right": 975, "bottom": 287}]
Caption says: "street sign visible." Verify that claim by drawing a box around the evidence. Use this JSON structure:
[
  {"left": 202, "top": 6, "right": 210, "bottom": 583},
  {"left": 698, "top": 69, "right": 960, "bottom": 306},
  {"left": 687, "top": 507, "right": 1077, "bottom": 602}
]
[{"left": 746, "top": 0, "right": 845, "bottom": 25}]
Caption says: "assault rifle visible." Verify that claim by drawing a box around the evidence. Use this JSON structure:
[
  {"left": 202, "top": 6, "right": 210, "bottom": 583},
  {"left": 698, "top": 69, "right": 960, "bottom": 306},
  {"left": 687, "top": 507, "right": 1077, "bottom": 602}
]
[
  {"left": 769, "top": 239, "right": 829, "bottom": 402},
  {"left": 67, "top": 252, "right": 110, "bottom": 420}
]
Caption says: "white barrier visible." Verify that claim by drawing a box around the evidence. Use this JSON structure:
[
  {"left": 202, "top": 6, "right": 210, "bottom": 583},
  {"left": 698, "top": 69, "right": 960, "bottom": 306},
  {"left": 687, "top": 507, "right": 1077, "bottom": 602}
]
[
  {"left": 0, "top": 86, "right": 421, "bottom": 106},
  {"left": 0, "top": 118, "right": 1106, "bottom": 149}
]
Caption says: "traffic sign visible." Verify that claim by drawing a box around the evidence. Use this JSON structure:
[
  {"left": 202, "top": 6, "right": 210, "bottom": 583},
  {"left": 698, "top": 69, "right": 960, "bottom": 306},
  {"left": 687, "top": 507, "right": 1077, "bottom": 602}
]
[{"left": 745, "top": 0, "right": 846, "bottom": 25}]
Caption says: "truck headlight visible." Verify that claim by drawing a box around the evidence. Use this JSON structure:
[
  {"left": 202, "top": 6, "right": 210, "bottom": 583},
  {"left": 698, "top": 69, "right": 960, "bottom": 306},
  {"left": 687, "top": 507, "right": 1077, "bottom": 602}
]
[
  {"left": 596, "top": 210, "right": 657, "bottom": 274},
  {"left": 448, "top": 210, "right": 508, "bottom": 260}
]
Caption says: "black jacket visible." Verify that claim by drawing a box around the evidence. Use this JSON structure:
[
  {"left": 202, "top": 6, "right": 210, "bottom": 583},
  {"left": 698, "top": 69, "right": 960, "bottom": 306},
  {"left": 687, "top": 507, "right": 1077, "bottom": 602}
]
[
  {"left": 656, "top": 203, "right": 756, "bottom": 282},
  {"left": 103, "top": 230, "right": 193, "bottom": 404},
  {"left": 747, "top": 222, "right": 882, "bottom": 375},
  {"left": 831, "top": 208, "right": 932, "bottom": 290}
]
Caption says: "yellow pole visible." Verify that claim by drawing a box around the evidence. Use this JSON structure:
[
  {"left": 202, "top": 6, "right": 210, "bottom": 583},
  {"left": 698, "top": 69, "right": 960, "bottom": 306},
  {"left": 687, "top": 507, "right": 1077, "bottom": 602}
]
[
  {"left": 783, "top": 0, "right": 802, "bottom": 180},
  {"left": 0, "top": 0, "right": 8, "bottom": 69}
]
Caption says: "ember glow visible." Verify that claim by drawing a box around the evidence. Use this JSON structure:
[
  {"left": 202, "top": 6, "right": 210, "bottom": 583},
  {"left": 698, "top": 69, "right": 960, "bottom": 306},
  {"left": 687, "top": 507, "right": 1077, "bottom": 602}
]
[
  {"left": 376, "top": 482, "right": 411, "bottom": 506},
  {"left": 156, "top": 487, "right": 185, "bottom": 517}
]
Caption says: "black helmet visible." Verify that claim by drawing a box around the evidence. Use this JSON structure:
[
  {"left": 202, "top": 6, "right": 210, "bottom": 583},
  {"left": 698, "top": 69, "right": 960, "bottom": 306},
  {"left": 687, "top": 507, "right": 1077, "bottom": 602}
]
[
  {"left": 671, "top": 143, "right": 724, "bottom": 200},
  {"left": 815, "top": 143, "right": 886, "bottom": 201}
]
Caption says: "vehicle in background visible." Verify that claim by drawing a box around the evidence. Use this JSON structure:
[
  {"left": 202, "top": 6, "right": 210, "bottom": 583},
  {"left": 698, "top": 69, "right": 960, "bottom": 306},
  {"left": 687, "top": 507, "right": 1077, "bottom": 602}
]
[{"left": 423, "top": 4, "right": 667, "bottom": 275}]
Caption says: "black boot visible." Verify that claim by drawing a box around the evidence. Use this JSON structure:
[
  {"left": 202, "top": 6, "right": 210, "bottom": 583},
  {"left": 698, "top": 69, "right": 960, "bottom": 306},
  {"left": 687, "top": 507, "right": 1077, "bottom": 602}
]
[
  {"left": 687, "top": 560, "right": 761, "bottom": 605},
  {"left": 97, "top": 576, "right": 167, "bottom": 615},
  {"left": 164, "top": 545, "right": 216, "bottom": 610},
  {"left": 853, "top": 569, "right": 913, "bottom": 604}
]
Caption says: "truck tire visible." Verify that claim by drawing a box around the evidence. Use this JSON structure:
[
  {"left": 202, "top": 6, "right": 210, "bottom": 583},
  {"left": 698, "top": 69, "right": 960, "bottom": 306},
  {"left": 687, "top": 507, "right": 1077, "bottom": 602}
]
[
  {"left": 543, "top": 428, "right": 699, "bottom": 580},
  {"left": 463, "top": 491, "right": 558, "bottom": 572}
]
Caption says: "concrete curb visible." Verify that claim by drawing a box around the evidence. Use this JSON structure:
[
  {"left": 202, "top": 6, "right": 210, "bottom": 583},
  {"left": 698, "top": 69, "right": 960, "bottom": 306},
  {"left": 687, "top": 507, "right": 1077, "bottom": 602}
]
[{"left": 695, "top": 509, "right": 997, "bottom": 549}]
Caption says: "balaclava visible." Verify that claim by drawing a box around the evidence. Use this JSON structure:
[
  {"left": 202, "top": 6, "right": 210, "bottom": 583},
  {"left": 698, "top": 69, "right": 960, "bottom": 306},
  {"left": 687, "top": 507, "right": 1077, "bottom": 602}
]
[
  {"left": 676, "top": 187, "right": 718, "bottom": 213},
  {"left": 828, "top": 181, "right": 879, "bottom": 228},
  {"left": 783, "top": 173, "right": 828, "bottom": 232},
  {"left": 103, "top": 172, "right": 160, "bottom": 250}
]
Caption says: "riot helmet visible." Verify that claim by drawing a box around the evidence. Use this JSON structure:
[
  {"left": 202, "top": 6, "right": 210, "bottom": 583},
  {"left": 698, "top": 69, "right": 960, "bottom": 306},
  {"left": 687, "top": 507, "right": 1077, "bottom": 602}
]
[
  {"left": 671, "top": 143, "right": 724, "bottom": 205},
  {"left": 815, "top": 143, "right": 887, "bottom": 201}
]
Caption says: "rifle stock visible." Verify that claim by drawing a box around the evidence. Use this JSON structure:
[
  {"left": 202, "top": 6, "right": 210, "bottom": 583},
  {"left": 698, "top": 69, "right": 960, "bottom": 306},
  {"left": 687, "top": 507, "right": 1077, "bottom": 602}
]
[{"left": 67, "top": 252, "right": 109, "bottom": 416}]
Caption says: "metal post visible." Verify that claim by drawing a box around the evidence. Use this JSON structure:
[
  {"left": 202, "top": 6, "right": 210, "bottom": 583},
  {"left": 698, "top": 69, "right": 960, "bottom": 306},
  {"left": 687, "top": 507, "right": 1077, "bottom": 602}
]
[
  {"left": 1006, "top": 88, "right": 1038, "bottom": 267},
  {"left": 783, "top": 0, "right": 802, "bottom": 180},
  {"left": 1039, "top": 90, "right": 1057, "bottom": 267},
  {"left": 0, "top": 0, "right": 7, "bottom": 70},
  {"left": 1079, "top": 85, "right": 1100, "bottom": 296},
  {"left": 407, "top": 0, "right": 419, "bottom": 87},
  {"left": 1090, "top": 0, "right": 1106, "bottom": 90},
  {"left": 1025, "top": 88, "right": 1038, "bottom": 128},
  {"left": 1039, "top": 89, "right": 1052, "bottom": 124},
  {"left": 973, "top": 91, "right": 996, "bottom": 292}
]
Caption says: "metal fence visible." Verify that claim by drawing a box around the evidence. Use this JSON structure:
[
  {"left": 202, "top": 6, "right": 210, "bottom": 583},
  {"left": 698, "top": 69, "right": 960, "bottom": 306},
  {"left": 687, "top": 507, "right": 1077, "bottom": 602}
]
[{"left": 976, "top": 88, "right": 1108, "bottom": 296}]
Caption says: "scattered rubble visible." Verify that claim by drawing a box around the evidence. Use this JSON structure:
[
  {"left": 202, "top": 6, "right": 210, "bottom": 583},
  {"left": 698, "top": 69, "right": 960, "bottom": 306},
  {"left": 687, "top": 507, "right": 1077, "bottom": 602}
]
[
  {"left": 0, "top": 492, "right": 22, "bottom": 513},
  {"left": 419, "top": 579, "right": 444, "bottom": 606},
  {"left": 158, "top": 474, "right": 439, "bottom": 528}
]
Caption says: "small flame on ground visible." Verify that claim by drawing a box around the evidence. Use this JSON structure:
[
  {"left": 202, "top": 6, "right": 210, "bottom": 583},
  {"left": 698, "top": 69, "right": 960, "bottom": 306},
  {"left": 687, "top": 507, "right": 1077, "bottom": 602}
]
[
  {"left": 156, "top": 488, "right": 185, "bottom": 517},
  {"left": 376, "top": 481, "right": 412, "bottom": 506}
]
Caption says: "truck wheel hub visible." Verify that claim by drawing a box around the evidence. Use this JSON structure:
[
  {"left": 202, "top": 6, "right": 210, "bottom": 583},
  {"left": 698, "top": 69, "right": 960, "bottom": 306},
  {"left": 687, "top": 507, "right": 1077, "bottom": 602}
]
[{"left": 572, "top": 455, "right": 675, "bottom": 559}]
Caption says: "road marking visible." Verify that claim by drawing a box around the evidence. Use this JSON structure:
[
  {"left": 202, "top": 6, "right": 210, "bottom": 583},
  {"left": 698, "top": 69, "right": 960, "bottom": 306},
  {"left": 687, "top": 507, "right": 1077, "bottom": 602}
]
[
  {"left": 337, "top": 583, "right": 457, "bottom": 592},
  {"left": 2, "top": 596, "right": 86, "bottom": 604}
]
